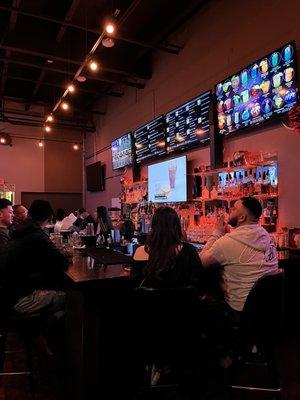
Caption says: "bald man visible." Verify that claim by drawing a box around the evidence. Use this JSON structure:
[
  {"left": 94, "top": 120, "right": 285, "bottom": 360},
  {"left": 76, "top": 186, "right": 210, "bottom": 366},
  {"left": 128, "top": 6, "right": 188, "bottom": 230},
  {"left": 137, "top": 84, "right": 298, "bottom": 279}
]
[{"left": 201, "top": 196, "right": 278, "bottom": 313}]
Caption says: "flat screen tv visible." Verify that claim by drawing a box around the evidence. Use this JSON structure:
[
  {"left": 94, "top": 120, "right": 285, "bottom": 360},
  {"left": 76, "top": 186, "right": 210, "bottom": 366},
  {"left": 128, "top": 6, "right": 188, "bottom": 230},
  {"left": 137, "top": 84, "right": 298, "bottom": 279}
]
[
  {"left": 148, "top": 155, "right": 187, "bottom": 203},
  {"left": 111, "top": 132, "right": 133, "bottom": 170},
  {"left": 86, "top": 162, "right": 105, "bottom": 192},
  {"left": 166, "top": 91, "right": 211, "bottom": 153},
  {"left": 215, "top": 41, "right": 298, "bottom": 136},
  {"left": 134, "top": 115, "right": 166, "bottom": 164}
]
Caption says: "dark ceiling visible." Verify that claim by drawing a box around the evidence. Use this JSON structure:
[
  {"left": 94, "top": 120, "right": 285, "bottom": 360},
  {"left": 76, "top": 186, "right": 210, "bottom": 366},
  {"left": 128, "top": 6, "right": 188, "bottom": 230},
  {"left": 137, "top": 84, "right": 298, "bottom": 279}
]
[{"left": 0, "top": 0, "right": 206, "bottom": 130}]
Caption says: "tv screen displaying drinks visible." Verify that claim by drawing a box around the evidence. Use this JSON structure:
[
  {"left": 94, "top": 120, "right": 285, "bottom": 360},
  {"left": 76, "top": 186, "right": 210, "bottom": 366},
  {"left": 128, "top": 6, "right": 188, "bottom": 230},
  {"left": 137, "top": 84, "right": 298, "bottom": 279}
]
[
  {"left": 166, "top": 91, "right": 211, "bottom": 153},
  {"left": 148, "top": 155, "right": 187, "bottom": 203},
  {"left": 216, "top": 42, "right": 298, "bottom": 136},
  {"left": 111, "top": 132, "right": 133, "bottom": 170},
  {"left": 134, "top": 115, "right": 166, "bottom": 164}
]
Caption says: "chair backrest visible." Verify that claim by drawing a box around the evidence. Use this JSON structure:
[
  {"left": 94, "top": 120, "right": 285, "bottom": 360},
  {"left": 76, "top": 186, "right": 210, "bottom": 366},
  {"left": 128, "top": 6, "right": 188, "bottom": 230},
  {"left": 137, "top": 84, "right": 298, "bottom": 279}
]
[
  {"left": 241, "top": 270, "right": 285, "bottom": 348},
  {"left": 131, "top": 285, "right": 199, "bottom": 363}
]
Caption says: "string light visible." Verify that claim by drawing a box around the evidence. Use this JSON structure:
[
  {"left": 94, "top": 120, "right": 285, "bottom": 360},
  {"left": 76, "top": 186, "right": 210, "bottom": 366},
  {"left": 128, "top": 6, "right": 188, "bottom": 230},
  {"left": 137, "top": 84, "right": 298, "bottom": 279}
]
[
  {"left": 61, "top": 102, "right": 69, "bottom": 111},
  {"left": 89, "top": 61, "right": 98, "bottom": 71},
  {"left": 105, "top": 23, "right": 115, "bottom": 34},
  {"left": 67, "top": 84, "right": 75, "bottom": 93},
  {"left": 46, "top": 115, "right": 54, "bottom": 122},
  {"left": 45, "top": 125, "right": 51, "bottom": 132}
]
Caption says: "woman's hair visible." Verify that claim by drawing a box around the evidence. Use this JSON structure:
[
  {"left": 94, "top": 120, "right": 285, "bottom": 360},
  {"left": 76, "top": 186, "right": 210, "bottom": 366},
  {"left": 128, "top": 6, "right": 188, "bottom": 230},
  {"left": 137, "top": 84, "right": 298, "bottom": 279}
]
[
  {"left": 145, "top": 207, "right": 183, "bottom": 277},
  {"left": 96, "top": 206, "right": 113, "bottom": 231},
  {"left": 55, "top": 208, "right": 65, "bottom": 222}
]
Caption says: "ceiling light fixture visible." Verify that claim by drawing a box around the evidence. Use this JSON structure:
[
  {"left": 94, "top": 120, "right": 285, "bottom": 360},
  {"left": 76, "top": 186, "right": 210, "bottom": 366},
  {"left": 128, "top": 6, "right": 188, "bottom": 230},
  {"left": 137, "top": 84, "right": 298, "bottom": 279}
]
[
  {"left": 61, "top": 102, "right": 69, "bottom": 111},
  {"left": 45, "top": 125, "right": 51, "bottom": 132},
  {"left": 105, "top": 23, "right": 115, "bottom": 34},
  {"left": 102, "top": 37, "right": 115, "bottom": 48},
  {"left": 73, "top": 144, "right": 79, "bottom": 150},
  {"left": 46, "top": 115, "right": 54, "bottom": 122},
  {"left": 38, "top": 140, "right": 44, "bottom": 148},
  {"left": 76, "top": 75, "right": 86, "bottom": 82},
  {"left": 89, "top": 61, "right": 99, "bottom": 71},
  {"left": 67, "top": 84, "right": 75, "bottom": 93},
  {"left": 0, "top": 137, "right": 6, "bottom": 144}
]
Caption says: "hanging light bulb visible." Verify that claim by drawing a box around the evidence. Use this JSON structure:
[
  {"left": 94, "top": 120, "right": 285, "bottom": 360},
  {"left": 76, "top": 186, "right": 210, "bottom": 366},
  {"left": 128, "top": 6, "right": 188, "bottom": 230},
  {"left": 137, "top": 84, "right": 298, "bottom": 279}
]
[
  {"left": 38, "top": 140, "right": 44, "bottom": 148},
  {"left": 61, "top": 102, "right": 69, "bottom": 111},
  {"left": 46, "top": 115, "right": 54, "bottom": 122},
  {"left": 45, "top": 125, "right": 51, "bottom": 132},
  {"left": 89, "top": 61, "right": 99, "bottom": 71},
  {"left": 67, "top": 84, "right": 75, "bottom": 93},
  {"left": 105, "top": 23, "right": 115, "bottom": 34},
  {"left": 73, "top": 144, "right": 79, "bottom": 150}
]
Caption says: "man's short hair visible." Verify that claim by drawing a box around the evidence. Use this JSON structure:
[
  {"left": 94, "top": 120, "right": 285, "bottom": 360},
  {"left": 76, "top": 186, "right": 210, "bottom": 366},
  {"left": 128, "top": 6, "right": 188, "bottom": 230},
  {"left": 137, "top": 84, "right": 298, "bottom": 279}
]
[
  {"left": 28, "top": 200, "right": 53, "bottom": 222},
  {"left": 78, "top": 208, "right": 86, "bottom": 214},
  {"left": 241, "top": 196, "right": 262, "bottom": 220},
  {"left": 0, "top": 198, "right": 12, "bottom": 210}
]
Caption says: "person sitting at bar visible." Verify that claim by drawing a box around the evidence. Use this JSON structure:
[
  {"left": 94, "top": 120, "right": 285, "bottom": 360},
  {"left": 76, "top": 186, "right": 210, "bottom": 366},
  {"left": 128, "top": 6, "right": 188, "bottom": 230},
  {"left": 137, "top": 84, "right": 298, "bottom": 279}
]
[
  {"left": 9, "top": 204, "right": 28, "bottom": 233},
  {"left": 200, "top": 196, "right": 278, "bottom": 313},
  {"left": 133, "top": 206, "right": 203, "bottom": 288},
  {"left": 0, "top": 199, "right": 13, "bottom": 252},
  {"left": 1, "top": 200, "right": 68, "bottom": 321},
  {"left": 53, "top": 208, "right": 66, "bottom": 233},
  {"left": 95, "top": 206, "right": 113, "bottom": 236},
  {"left": 73, "top": 207, "right": 94, "bottom": 231}
]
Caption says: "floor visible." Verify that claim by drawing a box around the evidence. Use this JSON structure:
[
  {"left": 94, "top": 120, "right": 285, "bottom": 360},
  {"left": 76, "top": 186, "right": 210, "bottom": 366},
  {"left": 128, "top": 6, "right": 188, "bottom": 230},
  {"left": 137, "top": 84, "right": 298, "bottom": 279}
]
[{"left": 0, "top": 325, "right": 300, "bottom": 400}]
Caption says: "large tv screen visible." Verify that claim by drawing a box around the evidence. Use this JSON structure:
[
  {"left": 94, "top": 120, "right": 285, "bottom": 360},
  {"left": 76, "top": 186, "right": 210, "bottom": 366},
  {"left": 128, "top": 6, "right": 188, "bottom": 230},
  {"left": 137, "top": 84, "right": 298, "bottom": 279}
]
[
  {"left": 148, "top": 155, "right": 187, "bottom": 203},
  {"left": 111, "top": 132, "right": 133, "bottom": 170},
  {"left": 216, "top": 42, "right": 298, "bottom": 136},
  {"left": 166, "top": 91, "right": 211, "bottom": 153},
  {"left": 134, "top": 115, "right": 166, "bottom": 164}
]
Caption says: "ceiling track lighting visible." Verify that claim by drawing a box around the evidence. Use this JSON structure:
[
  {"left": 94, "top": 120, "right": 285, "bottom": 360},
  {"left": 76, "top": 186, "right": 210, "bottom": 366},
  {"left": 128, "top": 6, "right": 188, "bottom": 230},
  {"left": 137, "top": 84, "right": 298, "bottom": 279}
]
[
  {"left": 89, "top": 61, "right": 99, "bottom": 71},
  {"left": 46, "top": 115, "right": 54, "bottom": 122},
  {"left": 38, "top": 140, "right": 44, "bottom": 148},
  {"left": 67, "top": 84, "right": 75, "bottom": 93},
  {"left": 73, "top": 144, "right": 79, "bottom": 150},
  {"left": 61, "top": 102, "right": 70, "bottom": 111},
  {"left": 45, "top": 125, "right": 51, "bottom": 132}
]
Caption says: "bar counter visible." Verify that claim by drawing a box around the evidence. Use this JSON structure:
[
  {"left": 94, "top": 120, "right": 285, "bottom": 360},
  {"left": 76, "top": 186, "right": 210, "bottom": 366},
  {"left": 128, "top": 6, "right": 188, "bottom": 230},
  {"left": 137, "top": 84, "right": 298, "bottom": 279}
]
[{"left": 64, "top": 248, "right": 135, "bottom": 400}]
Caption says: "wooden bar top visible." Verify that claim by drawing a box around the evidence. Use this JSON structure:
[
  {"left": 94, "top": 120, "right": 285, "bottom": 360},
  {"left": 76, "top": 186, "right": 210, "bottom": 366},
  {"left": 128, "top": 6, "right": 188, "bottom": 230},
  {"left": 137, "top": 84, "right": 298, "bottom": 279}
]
[{"left": 65, "top": 248, "right": 132, "bottom": 287}]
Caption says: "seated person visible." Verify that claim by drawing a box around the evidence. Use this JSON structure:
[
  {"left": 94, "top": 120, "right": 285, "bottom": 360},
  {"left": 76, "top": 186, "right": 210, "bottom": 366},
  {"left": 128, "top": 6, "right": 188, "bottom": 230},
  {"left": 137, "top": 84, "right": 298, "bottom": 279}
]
[
  {"left": 1, "top": 200, "right": 68, "bottom": 320},
  {"left": 200, "top": 196, "right": 278, "bottom": 314},
  {"left": 53, "top": 208, "right": 65, "bottom": 233},
  {"left": 95, "top": 206, "right": 113, "bottom": 236},
  {"left": 73, "top": 207, "right": 94, "bottom": 231},
  {"left": 133, "top": 206, "right": 203, "bottom": 289},
  {"left": 0, "top": 199, "right": 13, "bottom": 252},
  {"left": 9, "top": 204, "right": 28, "bottom": 233}
]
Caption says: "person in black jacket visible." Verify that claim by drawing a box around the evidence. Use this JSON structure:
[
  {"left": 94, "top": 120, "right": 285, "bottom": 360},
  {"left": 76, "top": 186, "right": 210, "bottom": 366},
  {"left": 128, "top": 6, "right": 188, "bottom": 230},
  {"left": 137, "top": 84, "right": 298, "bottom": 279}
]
[
  {"left": 133, "top": 206, "right": 203, "bottom": 289},
  {"left": 1, "top": 200, "right": 68, "bottom": 317}
]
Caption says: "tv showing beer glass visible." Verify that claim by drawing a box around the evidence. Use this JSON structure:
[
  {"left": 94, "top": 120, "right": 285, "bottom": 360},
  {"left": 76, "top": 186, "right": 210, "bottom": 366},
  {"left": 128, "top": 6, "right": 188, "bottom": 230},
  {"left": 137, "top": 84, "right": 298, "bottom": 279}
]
[
  {"left": 215, "top": 41, "right": 298, "bottom": 136},
  {"left": 148, "top": 155, "right": 187, "bottom": 203}
]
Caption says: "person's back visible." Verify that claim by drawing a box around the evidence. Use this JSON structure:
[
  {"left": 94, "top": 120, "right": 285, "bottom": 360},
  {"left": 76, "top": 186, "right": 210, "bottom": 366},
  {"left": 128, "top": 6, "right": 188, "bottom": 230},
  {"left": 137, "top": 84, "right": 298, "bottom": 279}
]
[
  {"left": 1, "top": 200, "right": 68, "bottom": 309},
  {"left": 201, "top": 197, "right": 278, "bottom": 312},
  {"left": 209, "top": 224, "right": 278, "bottom": 311},
  {"left": 133, "top": 241, "right": 203, "bottom": 289}
]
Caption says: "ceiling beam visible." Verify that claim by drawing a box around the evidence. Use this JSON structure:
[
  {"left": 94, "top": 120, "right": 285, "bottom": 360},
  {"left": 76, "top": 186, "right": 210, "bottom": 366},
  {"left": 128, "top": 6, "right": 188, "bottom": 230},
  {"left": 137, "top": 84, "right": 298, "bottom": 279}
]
[
  {"left": 0, "top": 56, "right": 144, "bottom": 88},
  {"left": 0, "top": 44, "right": 147, "bottom": 80},
  {"left": 6, "top": 74, "right": 109, "bottom": 96},
  {"left": 32, "top": 0, "right": 81, "bottom": 99},
  {"left": 0, "top": 4, "right": 181, "bottom": 55}
]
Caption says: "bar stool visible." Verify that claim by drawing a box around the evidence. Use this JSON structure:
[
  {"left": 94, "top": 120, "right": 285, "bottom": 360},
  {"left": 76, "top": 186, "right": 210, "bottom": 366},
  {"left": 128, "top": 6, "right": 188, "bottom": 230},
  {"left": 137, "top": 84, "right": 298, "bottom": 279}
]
[
  {"left": 131, "top": 285, "right": 201, "bottom": 399},
  {"left": 229, "top": 270, "right": 285, "bottom": 399}
]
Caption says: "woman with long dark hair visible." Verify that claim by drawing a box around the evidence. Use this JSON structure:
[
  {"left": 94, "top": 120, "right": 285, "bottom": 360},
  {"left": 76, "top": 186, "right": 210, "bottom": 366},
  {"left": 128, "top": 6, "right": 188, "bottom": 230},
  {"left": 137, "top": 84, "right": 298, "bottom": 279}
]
[{"left": 133, "top": 206, "right": 203, "bottom": 288}]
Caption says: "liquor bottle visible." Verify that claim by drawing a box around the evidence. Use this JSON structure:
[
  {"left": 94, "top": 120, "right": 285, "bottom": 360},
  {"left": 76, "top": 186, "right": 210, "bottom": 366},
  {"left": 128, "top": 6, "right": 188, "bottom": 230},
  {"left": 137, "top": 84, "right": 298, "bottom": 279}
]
[
  {"left": 217, "top": 175, "right": 223, "bottom": 197},
  {"left": 254, "top": 169, "right": 262, "bottom": 195},
  {"left": 202, "top": 177, "right": 210, "bottom": 199},
  {"left": 210, "top": 185, "right": 218, "bottom": 199}
]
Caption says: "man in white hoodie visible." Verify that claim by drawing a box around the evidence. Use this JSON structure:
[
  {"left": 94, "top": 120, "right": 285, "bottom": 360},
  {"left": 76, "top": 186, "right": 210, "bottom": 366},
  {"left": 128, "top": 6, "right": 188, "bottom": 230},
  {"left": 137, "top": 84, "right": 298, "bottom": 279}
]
[{"left": 201, "top": 197, "right": 278, "bottom": 313}]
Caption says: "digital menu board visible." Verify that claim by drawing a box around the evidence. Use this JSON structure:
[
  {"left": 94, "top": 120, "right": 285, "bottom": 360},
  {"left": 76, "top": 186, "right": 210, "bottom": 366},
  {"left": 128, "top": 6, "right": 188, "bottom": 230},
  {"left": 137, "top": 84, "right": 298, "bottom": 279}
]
[
  {"left": 166, "top": 91, "right": 211, "bottom": 153},
  {"left": 216, "top": 42, "right": 298, "bottom": 136},
  {"left": 134, "top": 115, "right": 166, "bottom": 164},
  {"left": 111, "top": 132, "right": 133, "bottom": 170}
]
